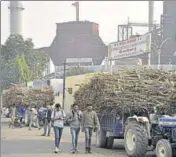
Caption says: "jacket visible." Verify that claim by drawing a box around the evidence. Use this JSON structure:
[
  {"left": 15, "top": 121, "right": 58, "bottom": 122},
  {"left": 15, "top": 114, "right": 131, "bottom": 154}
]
[
  {"left": 81, "top": 110, "right": 99, "bottom": 129},
  {"left": 67, "top": 110, "right": 82, "bottom": 129}
]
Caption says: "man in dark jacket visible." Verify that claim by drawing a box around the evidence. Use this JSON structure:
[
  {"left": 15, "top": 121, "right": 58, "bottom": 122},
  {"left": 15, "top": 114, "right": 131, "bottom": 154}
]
[{"left": 41, "top": 105, "right": 52, "bottom": 136}]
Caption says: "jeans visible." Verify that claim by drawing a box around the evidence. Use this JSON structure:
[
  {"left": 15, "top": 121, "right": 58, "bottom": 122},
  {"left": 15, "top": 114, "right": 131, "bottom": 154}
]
[
  {"left": 85, "top": 127, "right": 93, "bottom": 148},
  {"left": 43, "top": 119, "right": 51, "bottom": 136},
  {"left": 70, "top": 128, "right": 80, "bottom": 150},
  {"left": 53, "top": 126, "right": 63, "bottom": 148}
]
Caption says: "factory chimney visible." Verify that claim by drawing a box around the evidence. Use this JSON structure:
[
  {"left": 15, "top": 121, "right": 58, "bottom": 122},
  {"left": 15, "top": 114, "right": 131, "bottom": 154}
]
[
  {"left": 148, "top": 1, "right": 154, "bottom": 66},
  {"left": 8, "top": 1, "right": 24, "bottom": 35}
]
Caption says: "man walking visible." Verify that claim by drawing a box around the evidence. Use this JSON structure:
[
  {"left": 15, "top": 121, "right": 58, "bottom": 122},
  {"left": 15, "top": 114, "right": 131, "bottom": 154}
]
[
  {"left": 9, "top": 104, "right": 17, "bottom": 128},
  {"left": 41, "top": 105, "right": 52, "bottom": 136},
  {"left": 29, "top": 105, "right": 40, "bottom": 130},
  {"left": 67, "top": 103, "right": 82, "bottom": 154},
  {"left": 51, "top": 103, "right": 66, "bottom": 153},
  {"left": 81, "top": 104, "right": 99, "bottom": 154}
]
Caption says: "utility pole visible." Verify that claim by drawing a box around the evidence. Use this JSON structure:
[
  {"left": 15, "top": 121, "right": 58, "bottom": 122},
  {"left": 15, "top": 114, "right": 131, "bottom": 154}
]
[
  {"left": 108, "top": 45, "right": 113, "bottom": 74},
  {"left": 148, "top": 1, "right": 154, "bottom": 66},
  {"left": 62, "top": 61, "right": 66, "bottom": 110},
  {"left": 0, "top": 45, "right": 2, "bottom": 109},
  {"left": 72, "top": 1, "right": 79, "bottom": 21},
  {"left": 157, "top": 38, "right": 172, "bottom": 69}
]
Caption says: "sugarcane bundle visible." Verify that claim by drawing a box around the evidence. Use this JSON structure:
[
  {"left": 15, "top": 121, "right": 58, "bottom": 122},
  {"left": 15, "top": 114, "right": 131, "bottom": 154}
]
[
  {"left": 2, "top": 86, "right": 54, "bottom": 107},
  {"left": 2, "top": 86, "right": 28, "bottom": 107},
  {"left": 24, "top": 87, "right": 54, "bottom": 106},
  {"left": 74, "top": 67, "right": 176, "bottom": 116}
]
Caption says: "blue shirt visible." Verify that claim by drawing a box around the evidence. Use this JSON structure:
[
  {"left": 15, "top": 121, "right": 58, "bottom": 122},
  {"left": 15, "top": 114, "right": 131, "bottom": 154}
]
[{"left": 17, "top": 105, "right": 25, "bottom": 117}]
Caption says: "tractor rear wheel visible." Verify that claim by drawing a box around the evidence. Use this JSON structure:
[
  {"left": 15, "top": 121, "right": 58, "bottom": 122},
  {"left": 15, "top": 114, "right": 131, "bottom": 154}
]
[
  {"left": 156, "top": 139, "right": 172, "bottom": 157},
  {"left": 124, "top": 122, "right": 148, "bottom": 157}
]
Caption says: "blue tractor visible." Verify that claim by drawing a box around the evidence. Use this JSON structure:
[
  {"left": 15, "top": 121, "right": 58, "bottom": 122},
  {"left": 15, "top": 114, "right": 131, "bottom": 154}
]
[{"left": 96, "top": 109, "right": 176, "bottom": 157}]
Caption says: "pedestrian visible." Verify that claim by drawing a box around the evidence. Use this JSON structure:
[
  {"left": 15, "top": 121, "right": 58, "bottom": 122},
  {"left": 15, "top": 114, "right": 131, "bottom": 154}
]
[
  {"left": 41, "top": 104, "right": 52, "bottom": 136},
  {"left": 81, "top": 104, "right": 99, "bottom": 154},
  {"left": 51, "top": 103, "right": 66, "bottom": 153},
  {"left": 9, "top": 104, "right": 17, "bottom": 128},
  {"left": 67, "top": 103, "right": 82, "bottom": 154},
  {"left": 17, "top": 103, "right": 25, "bottom": 126},
  {"left": 29, "top": 105, "right": 40, "bottom": 130}
]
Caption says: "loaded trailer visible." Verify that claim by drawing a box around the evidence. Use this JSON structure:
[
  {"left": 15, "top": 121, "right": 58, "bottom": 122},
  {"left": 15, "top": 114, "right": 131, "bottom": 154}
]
[{"left": 96, "top": 109, "right": 176, "bottom": 157}]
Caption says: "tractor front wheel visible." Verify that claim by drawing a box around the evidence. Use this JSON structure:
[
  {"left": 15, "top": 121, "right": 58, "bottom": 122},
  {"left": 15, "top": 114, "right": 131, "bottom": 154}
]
[{"left": 156, "top": 139, "right": 172, "bottom": 157}]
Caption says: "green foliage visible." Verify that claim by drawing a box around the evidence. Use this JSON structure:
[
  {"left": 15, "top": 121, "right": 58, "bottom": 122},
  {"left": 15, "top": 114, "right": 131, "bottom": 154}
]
[
  {"left": 15, "top": 55, "right": 34, "bottom": 84},
  {"left": 1, "top": 34, "right": 49, "bottom": 89}
]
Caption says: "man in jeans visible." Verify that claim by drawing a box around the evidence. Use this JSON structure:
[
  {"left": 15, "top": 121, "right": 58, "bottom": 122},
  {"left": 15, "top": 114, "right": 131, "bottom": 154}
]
[
  {"left": 51, "top": 103, "right": 66, "bottom": 153},
  {"left": 81, "top": 104, "right": 99, "bottom": 154},
  {"left": 67, "top": 103, "right": 82, "bottom": 153},
  {"left": 41, "top": 105, "right": 52, "bottom": 136}
]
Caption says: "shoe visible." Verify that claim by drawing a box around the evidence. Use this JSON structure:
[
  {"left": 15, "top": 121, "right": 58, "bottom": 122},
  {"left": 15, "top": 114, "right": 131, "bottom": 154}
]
[
  {"left": 88, "top": 148, "right": 92, "bottom": 154},
  {"left": 58, "top": 148, "right": 61, "bottom": 152},
  {"left": 85, "top": 147, "right": 88, "bottom": 154},
  {"left": 41, "top": 134, "right": 45, "bottom": 136},
  {"left": 71, "top": 150, "right": 75, "bottom": 154},
  {"left": 75, "top": 149, "right": 79, "bottom": 153},
  {"left": 54, "top": 147, "right": 58, "bottom": 153}
]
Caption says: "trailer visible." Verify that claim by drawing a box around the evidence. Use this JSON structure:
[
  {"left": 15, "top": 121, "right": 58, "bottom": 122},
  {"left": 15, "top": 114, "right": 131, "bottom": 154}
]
[
  {"left": 96, "top": 114, "right": 124, "bottom": 149},
  {"left": 96, "top": 110, "right": 176, "bottom": 157}
]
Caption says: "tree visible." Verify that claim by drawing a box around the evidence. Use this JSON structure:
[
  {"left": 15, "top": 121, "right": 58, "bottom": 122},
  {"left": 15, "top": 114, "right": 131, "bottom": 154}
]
[{"left": 1, "top": 34, "right": 49, "bottom": 89}]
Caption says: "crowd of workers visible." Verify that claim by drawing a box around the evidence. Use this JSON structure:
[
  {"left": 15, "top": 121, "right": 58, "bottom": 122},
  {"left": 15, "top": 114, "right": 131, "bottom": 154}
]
[{"left": 5, "top": 103, "right": 99, "bottom": 154}]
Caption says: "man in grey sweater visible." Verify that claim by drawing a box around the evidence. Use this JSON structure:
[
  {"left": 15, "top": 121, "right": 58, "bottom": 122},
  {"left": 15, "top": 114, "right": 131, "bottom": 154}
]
[
  {"left": 81, "top": 104, "right": 99, "bottom": 154},
  {"left": 67, "top": 103, "right": 82, "bottom": 154}
]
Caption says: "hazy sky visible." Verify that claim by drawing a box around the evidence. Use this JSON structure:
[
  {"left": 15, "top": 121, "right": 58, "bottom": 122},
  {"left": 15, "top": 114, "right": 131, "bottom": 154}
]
[{"left": 1, "top": 1, "right": 163, "bottom": 48}]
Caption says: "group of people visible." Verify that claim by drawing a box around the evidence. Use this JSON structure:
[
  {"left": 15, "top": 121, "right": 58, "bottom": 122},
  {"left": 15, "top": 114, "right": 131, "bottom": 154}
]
[
  {"left": 8, "top": 104, "right": 25, "bottom": 128},
  {"left": 42, "top": 103, "right": 99, "bottom": 154},
  {"left": 8, "top": 104, "right": 42, "bottom": 129},
  {"left": 7, "top": 102, "right": 99, "bottom": 154}
]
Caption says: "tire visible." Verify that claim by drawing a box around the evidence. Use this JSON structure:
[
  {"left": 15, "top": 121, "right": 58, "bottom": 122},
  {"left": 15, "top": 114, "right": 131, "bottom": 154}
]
[
  {"left": 156, "top": 139, "right": 172, "bottom": 157},
  {"left": 96, "top": 129, "right": 107, "bottom": 148},
  {"left": 124, "top": 122, "right": 148, "bottom": 157},
  {"left": 106, "top": 137, "right": 114, "bottom": 149}
]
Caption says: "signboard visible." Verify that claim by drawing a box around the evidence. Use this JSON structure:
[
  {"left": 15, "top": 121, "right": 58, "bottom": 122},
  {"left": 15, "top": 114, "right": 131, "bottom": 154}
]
[
  {"left": 109, "top": 33, "right": 151, "bottom": 59},
  {"left": 66, "top": 58, "right": 93, "bottom": 63}
]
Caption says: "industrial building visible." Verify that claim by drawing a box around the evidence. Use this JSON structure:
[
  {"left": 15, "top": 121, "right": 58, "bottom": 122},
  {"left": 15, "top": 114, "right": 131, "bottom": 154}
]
[
  {"left": 39, "top": 21, "right": 108, "bottom": 66},
  {"left": 8, "top": 1, "right": 175, "bottom": 71}
]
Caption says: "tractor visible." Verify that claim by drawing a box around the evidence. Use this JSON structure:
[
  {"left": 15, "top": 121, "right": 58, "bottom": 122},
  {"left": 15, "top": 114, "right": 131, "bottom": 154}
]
[{"left": 124, "top": 114, "right": 176, "bottom": 157}]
